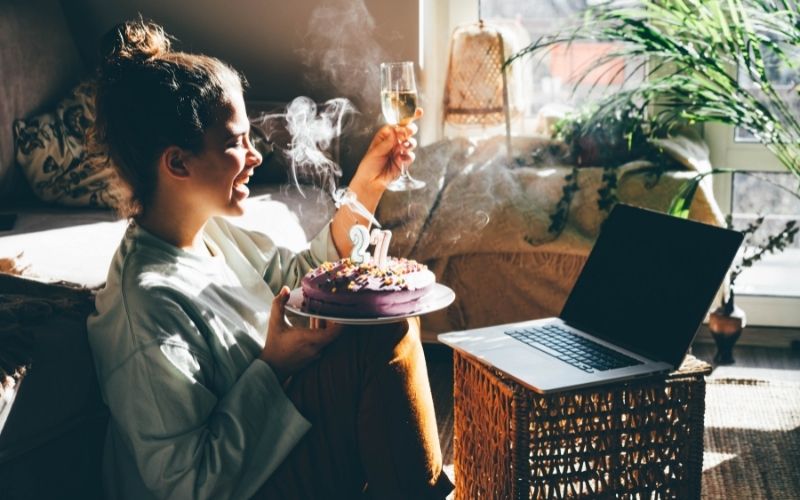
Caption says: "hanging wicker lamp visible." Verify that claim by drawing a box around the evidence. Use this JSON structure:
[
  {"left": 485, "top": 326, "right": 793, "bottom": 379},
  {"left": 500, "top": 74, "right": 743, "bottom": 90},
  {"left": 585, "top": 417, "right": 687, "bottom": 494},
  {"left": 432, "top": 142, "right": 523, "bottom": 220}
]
[{"left": 443, "top": 19, "right": 529, "bottom": 153}]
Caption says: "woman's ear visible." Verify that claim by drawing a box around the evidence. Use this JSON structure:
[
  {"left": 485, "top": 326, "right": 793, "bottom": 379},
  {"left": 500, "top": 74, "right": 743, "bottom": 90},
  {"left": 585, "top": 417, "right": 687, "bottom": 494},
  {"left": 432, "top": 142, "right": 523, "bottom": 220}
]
[{"left": 161, "top": 146, "right": 191, "bottom": 179}]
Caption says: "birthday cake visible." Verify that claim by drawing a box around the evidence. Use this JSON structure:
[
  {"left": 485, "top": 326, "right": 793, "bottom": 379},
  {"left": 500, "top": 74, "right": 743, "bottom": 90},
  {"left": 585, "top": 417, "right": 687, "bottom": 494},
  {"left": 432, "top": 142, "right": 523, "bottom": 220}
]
[{"left": 300, "top": 257, "right": 436, "bottom": 317}]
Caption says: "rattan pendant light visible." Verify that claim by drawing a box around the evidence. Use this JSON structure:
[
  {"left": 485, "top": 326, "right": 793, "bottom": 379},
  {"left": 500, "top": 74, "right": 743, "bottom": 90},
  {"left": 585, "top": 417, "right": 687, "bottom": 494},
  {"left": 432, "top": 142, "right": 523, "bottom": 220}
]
[{"left": 443, "top": 12, "right": 529, "bottom": 157}]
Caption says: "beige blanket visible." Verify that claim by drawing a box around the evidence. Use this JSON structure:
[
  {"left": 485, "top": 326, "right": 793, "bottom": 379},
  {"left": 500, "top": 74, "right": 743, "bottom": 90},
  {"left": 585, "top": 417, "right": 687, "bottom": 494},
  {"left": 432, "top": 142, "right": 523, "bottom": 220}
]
[{"left": 379, "top": 135, "right": 721, "bottom": 260}]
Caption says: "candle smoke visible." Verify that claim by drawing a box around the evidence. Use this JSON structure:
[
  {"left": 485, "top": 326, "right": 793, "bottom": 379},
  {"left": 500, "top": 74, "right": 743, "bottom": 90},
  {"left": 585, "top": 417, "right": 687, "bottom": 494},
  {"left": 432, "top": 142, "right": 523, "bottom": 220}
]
[
  {"left": 251, "top": 97, "right": 355, "bottom": 196},
  {"left": 251, "top": 0, "right": 390, "bottom": 199},
  {"left": 299, "top": 0, "right": 391, "bottom": 110},
  {"left": 286, "top": 96, "right": 354, "bottom": 194}
]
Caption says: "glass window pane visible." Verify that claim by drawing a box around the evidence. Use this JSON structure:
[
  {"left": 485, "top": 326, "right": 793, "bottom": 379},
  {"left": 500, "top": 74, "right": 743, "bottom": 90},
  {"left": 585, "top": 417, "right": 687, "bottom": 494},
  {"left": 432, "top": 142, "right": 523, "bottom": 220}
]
[
  {"left": 482, "top": 0, "right": 643, "bottom": 115},
  {"left": 734, "top": 46, "right": 800, "bottom": 142},
  {"left": 731, "top": 172, "right": 800, "bottom": 298}
]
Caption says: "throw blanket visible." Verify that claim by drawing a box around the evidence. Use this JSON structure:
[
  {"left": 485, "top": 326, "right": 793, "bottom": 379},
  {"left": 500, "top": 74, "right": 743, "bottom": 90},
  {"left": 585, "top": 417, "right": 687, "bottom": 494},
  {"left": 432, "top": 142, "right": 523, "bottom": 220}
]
[
  {"left": 378, "top": 135, "right": 722, "bottom": 261},
  {"left": 0, "top": 276, "right": 94, "bottom": 398}
]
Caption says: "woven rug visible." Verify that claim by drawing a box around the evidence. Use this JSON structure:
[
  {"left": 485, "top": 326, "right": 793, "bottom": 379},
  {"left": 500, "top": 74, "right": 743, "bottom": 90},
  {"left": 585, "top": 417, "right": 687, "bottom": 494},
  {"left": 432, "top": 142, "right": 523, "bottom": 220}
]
[{"left": 702, "top": 370, "right": 800, "bottom": 499}]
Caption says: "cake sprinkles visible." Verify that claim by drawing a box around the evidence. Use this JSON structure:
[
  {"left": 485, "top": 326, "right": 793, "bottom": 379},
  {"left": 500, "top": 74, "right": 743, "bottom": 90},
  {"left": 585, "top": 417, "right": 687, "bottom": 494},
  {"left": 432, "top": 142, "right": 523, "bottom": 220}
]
[{"left": 300, "top": 257, "right": 436, "bottom": 317}]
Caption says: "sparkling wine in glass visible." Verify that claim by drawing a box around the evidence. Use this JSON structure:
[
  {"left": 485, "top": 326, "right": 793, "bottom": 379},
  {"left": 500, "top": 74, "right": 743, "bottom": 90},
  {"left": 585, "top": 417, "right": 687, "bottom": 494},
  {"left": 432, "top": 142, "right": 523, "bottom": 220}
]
[{"left": 380, "top": 61, "right": 425, "bottom": 191}]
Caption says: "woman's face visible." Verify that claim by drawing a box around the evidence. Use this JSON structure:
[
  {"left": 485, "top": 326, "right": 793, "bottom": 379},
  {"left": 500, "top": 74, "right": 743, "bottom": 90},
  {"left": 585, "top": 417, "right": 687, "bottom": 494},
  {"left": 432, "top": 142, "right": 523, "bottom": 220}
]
[{"left": 184, "top": 89, "right": 263, "bottom": 218}]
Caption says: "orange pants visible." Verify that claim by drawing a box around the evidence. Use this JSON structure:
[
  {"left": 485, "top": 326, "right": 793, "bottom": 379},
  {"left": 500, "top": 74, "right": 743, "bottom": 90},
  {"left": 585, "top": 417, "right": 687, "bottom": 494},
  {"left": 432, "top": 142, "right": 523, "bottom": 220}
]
[{"left": 254, "top": 318, "right": 453, "bottom": 499}]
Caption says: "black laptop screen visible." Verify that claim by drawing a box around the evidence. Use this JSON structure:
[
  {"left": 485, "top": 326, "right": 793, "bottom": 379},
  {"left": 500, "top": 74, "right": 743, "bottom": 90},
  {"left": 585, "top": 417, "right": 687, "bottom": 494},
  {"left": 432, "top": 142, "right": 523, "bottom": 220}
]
[{"left": 560, "top": 204, "right": 743, "bottom": 368}]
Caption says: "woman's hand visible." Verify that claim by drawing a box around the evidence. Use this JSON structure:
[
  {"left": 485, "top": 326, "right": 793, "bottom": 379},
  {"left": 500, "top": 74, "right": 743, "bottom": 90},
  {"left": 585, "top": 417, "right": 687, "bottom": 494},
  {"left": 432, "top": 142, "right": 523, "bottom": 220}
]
[
  {"left": 260, "top": 286, "right": 342, "bottom": 382},
  {"left": 350, "top": 108, "right": 423, "bottom": 193},
  {"left": 328, "top": 108, "right": 423, "bottom": 258}
]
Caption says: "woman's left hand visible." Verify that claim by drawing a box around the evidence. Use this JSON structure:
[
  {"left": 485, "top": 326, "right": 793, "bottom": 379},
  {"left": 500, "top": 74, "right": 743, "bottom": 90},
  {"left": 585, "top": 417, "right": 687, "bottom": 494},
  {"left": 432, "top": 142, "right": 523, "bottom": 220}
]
[{"left": 350, "top": 108, "right": 423, "bottom": 192}]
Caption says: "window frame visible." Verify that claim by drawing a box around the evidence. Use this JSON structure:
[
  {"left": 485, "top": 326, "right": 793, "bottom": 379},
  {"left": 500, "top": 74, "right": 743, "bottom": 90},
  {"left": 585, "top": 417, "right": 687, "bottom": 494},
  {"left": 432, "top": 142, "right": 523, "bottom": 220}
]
[
  {"left": 706, "top": 123, "right": 800, "bottom": 327},
  {"left": 418, "top": 0, "right": 478, "bottom": 146}
]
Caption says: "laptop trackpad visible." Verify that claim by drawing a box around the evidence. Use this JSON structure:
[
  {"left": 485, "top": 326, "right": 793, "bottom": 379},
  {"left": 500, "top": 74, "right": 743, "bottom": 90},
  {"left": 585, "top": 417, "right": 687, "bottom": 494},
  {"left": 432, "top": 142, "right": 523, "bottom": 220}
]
[{"left": 476, "top": 343, "right": 584, "bottom": 392}]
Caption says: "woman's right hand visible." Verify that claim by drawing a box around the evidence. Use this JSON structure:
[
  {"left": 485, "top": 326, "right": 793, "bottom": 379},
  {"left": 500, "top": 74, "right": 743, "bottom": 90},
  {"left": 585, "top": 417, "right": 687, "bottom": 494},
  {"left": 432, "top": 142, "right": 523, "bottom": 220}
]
[
  {"left": 260, "top": 286, "right": 342, "bottom": 382},
  {"left": 350, "top": 108, "right": 422, "bottom": 192}
]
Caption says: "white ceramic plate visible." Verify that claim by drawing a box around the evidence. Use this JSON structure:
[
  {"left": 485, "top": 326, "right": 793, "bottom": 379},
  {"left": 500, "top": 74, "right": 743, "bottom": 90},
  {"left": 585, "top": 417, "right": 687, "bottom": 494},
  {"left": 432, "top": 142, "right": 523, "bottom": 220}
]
[{"left": 285, "top": 283, "right": 456, "bottom": 325}]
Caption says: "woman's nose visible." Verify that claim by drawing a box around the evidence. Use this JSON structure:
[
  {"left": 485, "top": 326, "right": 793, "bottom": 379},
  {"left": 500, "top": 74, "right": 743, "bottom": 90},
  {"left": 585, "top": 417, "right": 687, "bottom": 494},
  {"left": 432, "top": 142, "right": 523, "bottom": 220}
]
[{"left": 247, "top": 140, "right": 263, "bottom": 168}]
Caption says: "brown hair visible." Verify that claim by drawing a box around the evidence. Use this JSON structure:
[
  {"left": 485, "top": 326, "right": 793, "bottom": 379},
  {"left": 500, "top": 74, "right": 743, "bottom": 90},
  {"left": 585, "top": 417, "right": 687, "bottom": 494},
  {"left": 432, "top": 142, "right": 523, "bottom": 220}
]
[{"left": 90, "top": 18, "right": 245, "bottom": 216}]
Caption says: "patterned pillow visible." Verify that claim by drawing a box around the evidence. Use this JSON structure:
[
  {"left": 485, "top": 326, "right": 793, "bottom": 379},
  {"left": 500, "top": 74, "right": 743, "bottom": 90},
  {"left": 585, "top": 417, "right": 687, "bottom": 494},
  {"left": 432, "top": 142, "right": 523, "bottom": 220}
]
[{"left": 13, "top": 82, "right": 123, "bottom": 208}]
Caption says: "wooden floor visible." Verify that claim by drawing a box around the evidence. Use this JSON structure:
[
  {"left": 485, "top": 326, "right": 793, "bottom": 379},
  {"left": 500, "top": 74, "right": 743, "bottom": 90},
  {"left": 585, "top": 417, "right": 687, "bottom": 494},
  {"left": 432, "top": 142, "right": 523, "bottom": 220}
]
[{"left": 424, "top": 339, "right": 800, "bottom": 466}]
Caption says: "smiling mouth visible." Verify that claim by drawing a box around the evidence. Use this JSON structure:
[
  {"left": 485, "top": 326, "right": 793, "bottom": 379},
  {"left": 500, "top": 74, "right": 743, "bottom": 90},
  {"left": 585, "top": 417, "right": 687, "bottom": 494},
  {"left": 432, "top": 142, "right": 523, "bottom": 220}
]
[{"left": 233, "top": 172, "right": 251, "bottom": 189}]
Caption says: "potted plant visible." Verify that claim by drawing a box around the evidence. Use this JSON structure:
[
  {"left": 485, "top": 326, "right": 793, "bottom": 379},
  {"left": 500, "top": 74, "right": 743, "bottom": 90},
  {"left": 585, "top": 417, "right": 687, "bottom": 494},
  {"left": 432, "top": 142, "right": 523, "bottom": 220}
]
[
  {"left": 551, "top": 104, "right": 654, "bottom": 167},
  {"left": 533, "top": 104, "right": 691, "bottom": 235},
  {"left": 710, "top": 215, "right": 798, "bottom": 364}
]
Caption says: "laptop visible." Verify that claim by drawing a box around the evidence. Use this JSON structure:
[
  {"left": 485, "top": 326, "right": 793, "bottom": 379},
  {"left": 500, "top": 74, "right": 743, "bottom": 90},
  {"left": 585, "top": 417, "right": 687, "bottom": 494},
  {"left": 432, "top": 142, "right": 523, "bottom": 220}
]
[{"left": 438, "top": 204, "right": 743, "bottom": 394}]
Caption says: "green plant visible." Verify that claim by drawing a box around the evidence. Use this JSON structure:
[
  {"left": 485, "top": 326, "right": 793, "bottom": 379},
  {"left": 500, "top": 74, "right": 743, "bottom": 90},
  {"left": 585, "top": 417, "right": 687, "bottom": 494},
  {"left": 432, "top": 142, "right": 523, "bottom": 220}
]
[
  {"left": 721, "top": 214, "right": 798, "bottom": 313},
  {"left": 508, "top": 0, "right": 800, "bottom": 307},
  {"left": 507, "top": 0, "right": 800, "bottom": 183},
  {"left": 516, "top": 105, "right": 676, "bottom": 236},
  {"left": 551, "top": 104, "right": 655, "bottom": 167},
  {"left": 508, "top": 0, "right": 800, "bottom": 283}
]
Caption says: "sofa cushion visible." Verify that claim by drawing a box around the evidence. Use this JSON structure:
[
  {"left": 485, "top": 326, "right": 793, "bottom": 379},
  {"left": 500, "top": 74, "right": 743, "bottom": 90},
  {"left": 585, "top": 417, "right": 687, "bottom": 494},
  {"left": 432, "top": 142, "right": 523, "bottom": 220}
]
[
  {"left": 11, "top": 83, "right": 283, "bottom": 209},
  {"left": 0, "top": 412, "right": 106, "bottom": 500},
  {"left": 0, "top": 275, "right": 105, "bottom": 453},
  {"left": 13, "top": 81, "right": 124, "bottom": 208},
  {"left": 0, "top": 0, "right": 85, "bottom": 206}
]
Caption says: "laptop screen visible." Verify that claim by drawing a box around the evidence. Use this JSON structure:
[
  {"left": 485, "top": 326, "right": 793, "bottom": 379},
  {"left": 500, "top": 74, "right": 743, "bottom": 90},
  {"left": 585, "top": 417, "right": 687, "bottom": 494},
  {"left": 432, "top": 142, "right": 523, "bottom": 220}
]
[{"left": 560, "top": 204, "right": 743, "bottom": 367}]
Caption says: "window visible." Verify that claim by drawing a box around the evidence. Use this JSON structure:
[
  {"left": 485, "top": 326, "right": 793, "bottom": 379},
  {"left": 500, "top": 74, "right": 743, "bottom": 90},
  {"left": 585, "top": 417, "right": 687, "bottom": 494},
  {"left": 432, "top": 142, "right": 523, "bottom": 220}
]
[
  {"left": 418, "top": 0, "right": 639, "bottom": 143},
  {"left": 731, "top": 172, "right": 800, "bottom": 298},
  {"left": 707, "top": 43, "right": 800, "bottom": 327},
  {"left": 734, "top": 45, "right": 800, "bottom": 142},
  {"left": 481, "top": 0, "right": 641, "bottom": 118},
  {"left": 424, "top": 0, "right": 800, "bottom": 327}
]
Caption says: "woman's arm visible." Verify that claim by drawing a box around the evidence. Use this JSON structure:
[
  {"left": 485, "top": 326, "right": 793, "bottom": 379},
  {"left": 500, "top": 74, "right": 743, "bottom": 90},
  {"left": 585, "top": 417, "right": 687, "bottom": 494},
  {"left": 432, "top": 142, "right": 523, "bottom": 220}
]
[
  {"left": 98, "top": 291, "right": 310, "bottom": 500},
  {"left": 330, "top": 112, "right": 421, "bottom": 259}
]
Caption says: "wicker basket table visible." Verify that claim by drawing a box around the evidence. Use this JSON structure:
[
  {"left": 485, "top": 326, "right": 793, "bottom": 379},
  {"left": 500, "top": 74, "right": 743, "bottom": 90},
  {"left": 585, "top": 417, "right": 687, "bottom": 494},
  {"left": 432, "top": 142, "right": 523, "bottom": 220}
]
[{"left": 452, "top": 351, "right": 712, "bottom": 499}]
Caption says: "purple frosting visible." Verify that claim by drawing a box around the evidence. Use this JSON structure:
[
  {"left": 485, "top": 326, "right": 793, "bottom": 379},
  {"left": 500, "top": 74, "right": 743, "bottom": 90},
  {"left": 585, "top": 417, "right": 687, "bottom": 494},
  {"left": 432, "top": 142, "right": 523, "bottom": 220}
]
[{"left": 301, "top": 257, "right": 435, "bottom": 317}]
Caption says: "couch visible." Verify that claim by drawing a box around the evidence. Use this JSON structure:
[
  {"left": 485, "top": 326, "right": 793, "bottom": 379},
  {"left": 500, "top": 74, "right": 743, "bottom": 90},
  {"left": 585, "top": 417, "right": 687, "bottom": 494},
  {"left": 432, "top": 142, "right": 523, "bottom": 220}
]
[{"left": 0, "top": 2, "right": 724, "bottom": 498}]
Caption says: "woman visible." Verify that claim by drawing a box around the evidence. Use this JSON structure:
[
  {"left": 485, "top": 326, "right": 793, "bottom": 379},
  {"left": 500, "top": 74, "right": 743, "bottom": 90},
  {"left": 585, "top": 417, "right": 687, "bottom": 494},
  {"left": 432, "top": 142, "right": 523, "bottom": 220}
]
[{"left": 87, "top": 19, "right": 452, "bottom": 500}]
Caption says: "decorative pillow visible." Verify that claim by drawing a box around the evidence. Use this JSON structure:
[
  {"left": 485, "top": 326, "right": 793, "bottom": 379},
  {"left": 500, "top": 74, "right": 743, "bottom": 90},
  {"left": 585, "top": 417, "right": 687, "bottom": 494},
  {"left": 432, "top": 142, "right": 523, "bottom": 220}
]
[
  {"left": 13, "top": 82, "right": 123, "bottom": 208},
  {"left": 12, "top": 85, "right": 286, "bottom": 208}
]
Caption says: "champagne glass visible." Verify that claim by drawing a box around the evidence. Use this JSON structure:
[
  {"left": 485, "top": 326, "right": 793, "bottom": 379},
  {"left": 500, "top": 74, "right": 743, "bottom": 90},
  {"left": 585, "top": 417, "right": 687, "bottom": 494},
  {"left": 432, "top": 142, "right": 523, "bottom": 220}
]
[{"left": 380, "top": 61, "right": 425, "bottom": 191}]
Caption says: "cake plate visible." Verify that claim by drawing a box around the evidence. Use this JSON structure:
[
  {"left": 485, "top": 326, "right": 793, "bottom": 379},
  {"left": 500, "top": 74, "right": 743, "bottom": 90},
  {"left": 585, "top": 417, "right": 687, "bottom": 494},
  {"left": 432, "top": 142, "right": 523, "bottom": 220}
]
[{"left": 285, "top": 283, "right": 456, "bottom": 325}]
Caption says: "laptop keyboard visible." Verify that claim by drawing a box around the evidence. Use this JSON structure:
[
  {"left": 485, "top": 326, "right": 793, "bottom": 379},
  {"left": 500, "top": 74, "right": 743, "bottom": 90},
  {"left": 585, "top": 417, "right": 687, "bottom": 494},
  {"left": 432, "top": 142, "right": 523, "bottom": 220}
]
[{"left": 504, "top": 324, "right": 642, "bottom": 373}]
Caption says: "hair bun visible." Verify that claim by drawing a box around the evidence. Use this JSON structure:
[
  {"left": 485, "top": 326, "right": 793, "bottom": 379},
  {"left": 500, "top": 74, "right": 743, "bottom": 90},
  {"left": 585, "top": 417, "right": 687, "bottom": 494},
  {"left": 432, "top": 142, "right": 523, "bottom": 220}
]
[{"left": 99, "top": 18, "right": 171, "bottom": 74}]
